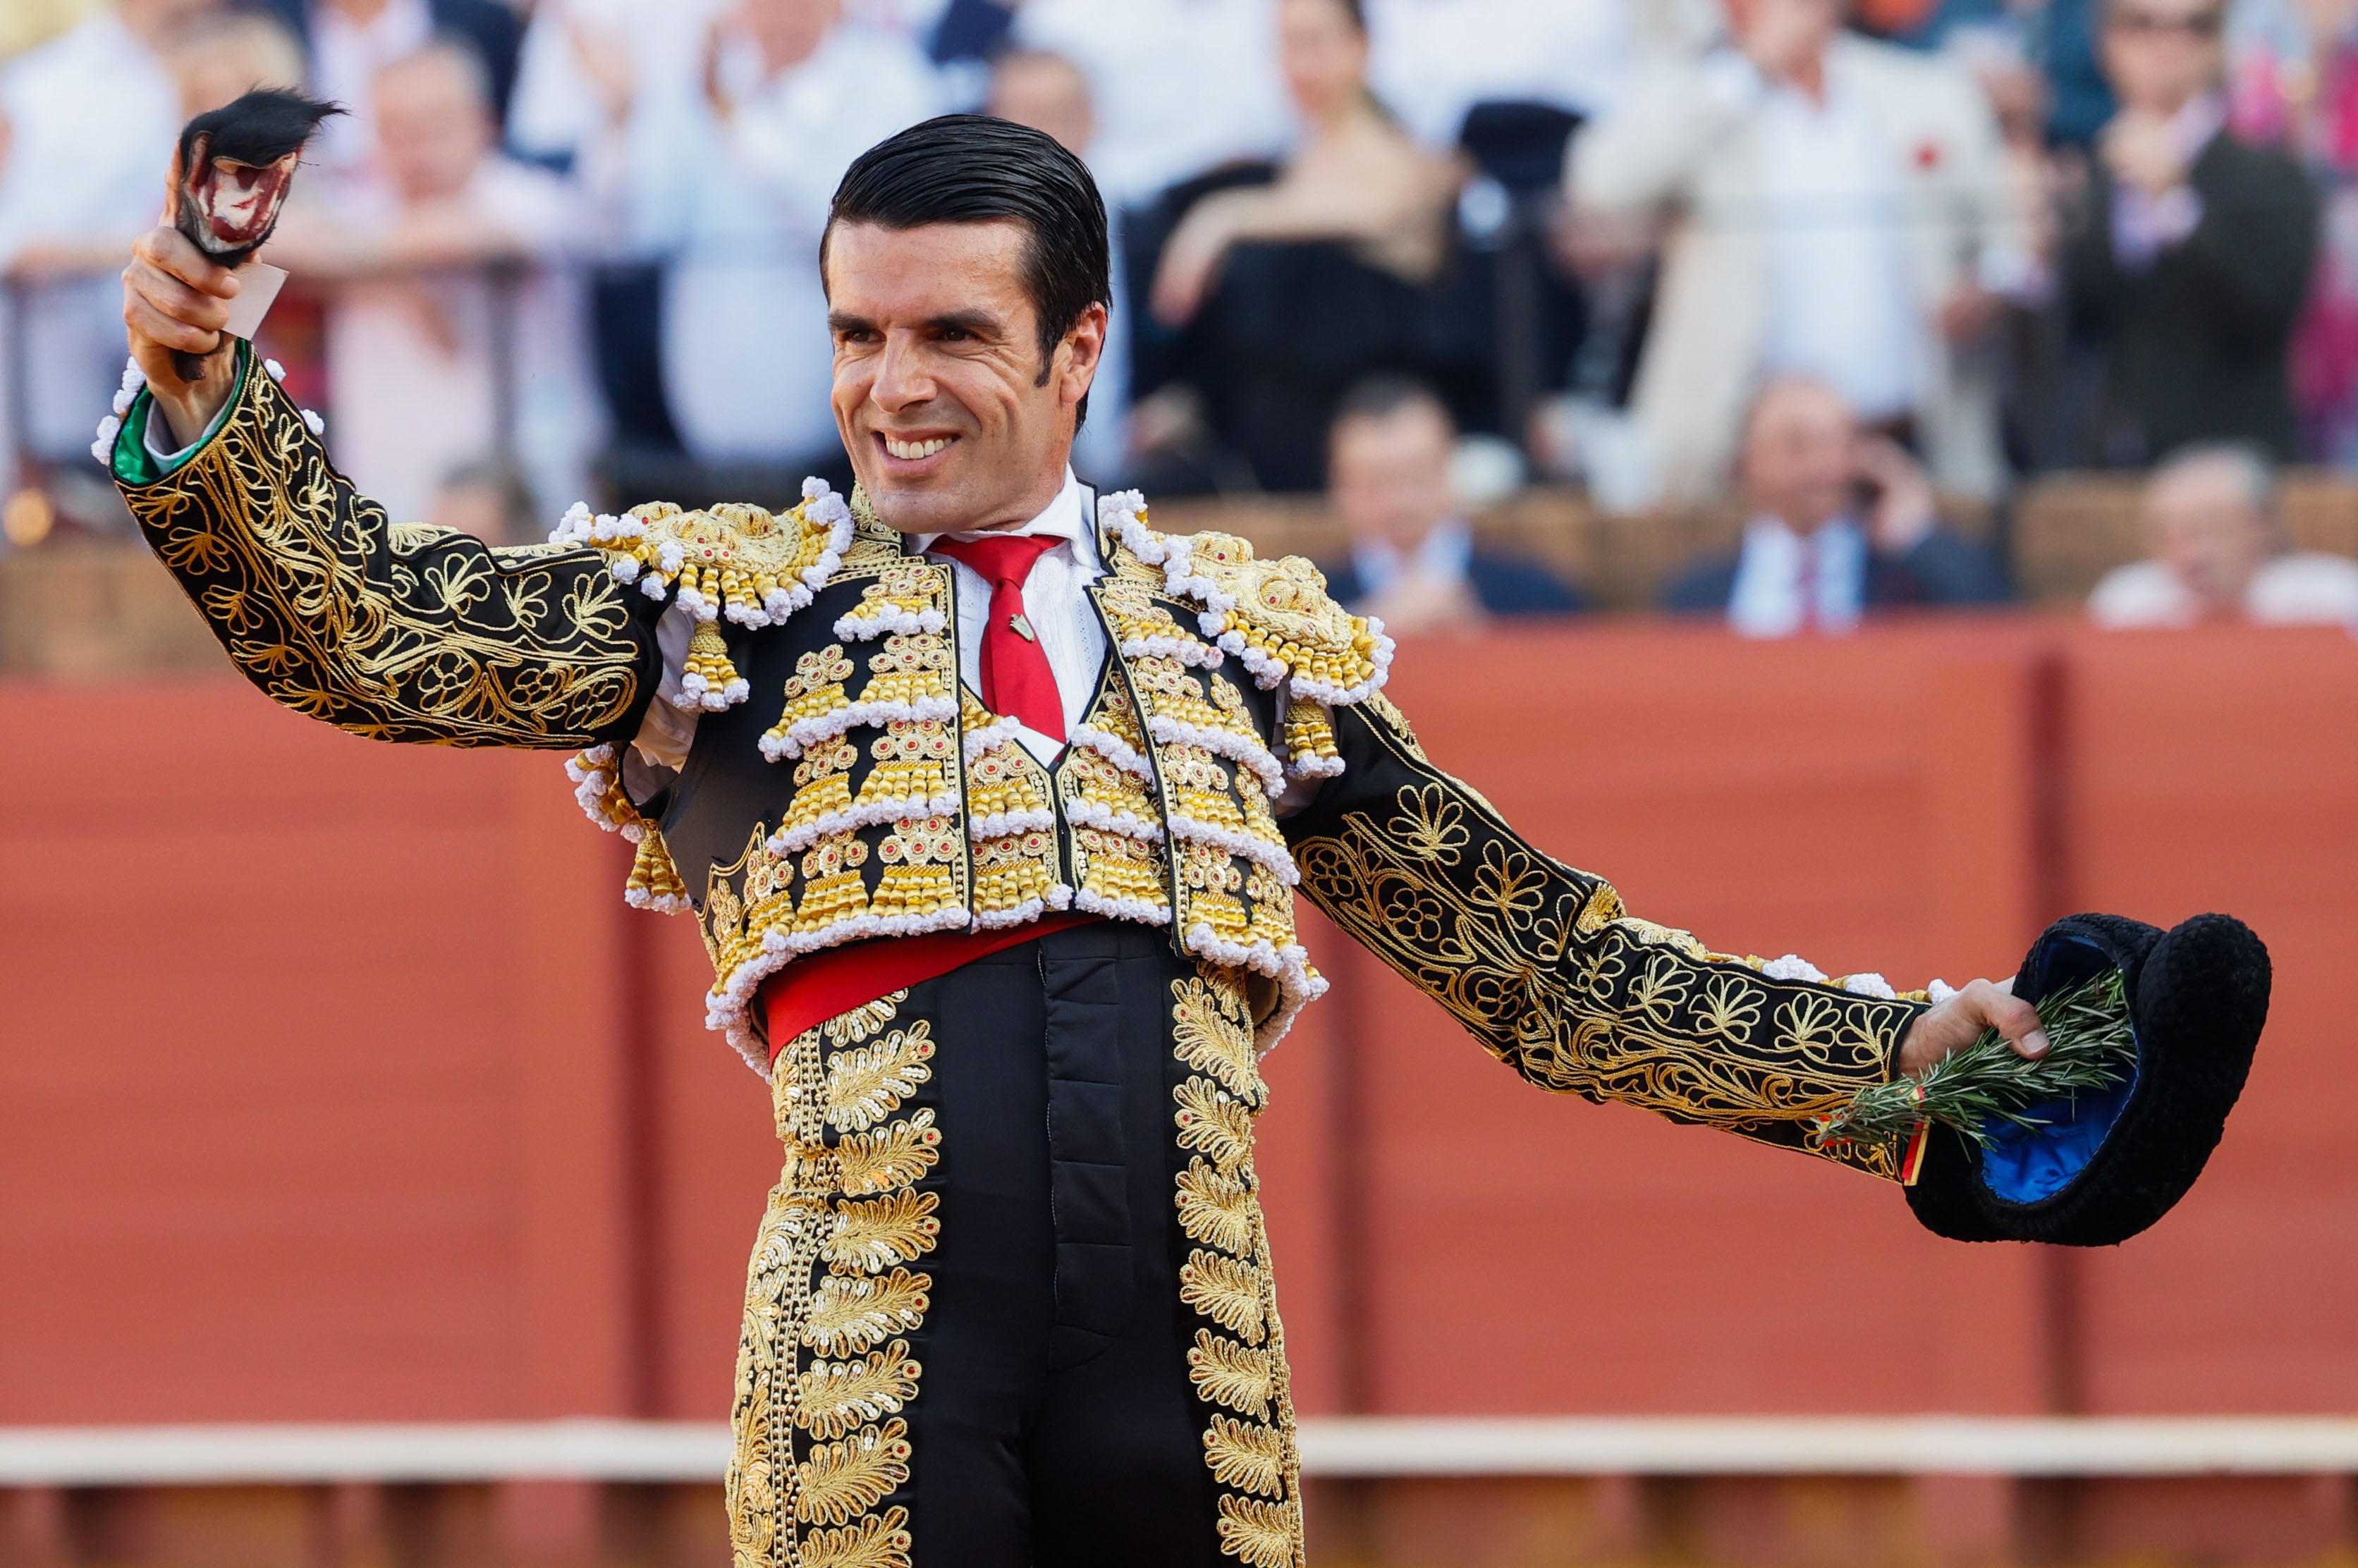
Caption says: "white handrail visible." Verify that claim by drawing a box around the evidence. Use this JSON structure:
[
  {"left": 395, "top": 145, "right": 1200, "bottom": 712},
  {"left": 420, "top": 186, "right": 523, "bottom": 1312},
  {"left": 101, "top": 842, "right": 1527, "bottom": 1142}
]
[{"left": 1, "top": 1416, "right": 2356, "bottom": 1487}]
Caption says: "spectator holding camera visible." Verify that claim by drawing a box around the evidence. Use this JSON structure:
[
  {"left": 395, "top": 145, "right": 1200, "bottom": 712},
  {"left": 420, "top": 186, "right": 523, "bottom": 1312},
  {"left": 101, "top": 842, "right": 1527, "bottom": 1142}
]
[{"left": 2063, "top": 0, "right": 2319, "bottom": 463}]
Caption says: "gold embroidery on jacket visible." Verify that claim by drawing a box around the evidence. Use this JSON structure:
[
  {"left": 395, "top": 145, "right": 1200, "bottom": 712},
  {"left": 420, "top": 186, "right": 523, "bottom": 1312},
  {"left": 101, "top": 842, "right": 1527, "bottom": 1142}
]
[
  {"left": 122, "top": 354, "right": 646, "bottom": 746},
  {"left": 1058, "top": 673, "right": 1175, "bottom": 921},
  {"left": 1292, "top": 702, "right": 1915, "bottom": 1180}
]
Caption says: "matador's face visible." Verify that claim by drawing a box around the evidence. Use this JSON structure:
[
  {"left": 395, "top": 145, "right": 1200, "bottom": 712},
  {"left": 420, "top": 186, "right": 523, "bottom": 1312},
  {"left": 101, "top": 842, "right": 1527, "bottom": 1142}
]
[{"left": 823, "top": 219, "right": 1105, "bottom": 537}]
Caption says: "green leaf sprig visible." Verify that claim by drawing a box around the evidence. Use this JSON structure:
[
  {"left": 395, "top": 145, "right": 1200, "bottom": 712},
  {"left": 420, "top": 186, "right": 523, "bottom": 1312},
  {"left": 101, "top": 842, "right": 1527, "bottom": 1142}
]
[{"left": 1817, "top": 969, "right": 2136, "bottom": 1162}]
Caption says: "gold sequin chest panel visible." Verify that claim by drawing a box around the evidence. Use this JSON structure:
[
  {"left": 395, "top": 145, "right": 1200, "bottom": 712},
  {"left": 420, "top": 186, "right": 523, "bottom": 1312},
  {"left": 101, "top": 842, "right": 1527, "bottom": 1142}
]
[{"left": 630, "top": 525, "right": 1325, "bottom": 1075}]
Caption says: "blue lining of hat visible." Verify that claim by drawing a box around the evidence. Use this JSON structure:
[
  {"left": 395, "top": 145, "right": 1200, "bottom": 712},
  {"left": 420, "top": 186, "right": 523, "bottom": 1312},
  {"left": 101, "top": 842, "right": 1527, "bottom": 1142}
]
[{"left": 1976, "top": 933, "right": 2140, "bottom": 1206}]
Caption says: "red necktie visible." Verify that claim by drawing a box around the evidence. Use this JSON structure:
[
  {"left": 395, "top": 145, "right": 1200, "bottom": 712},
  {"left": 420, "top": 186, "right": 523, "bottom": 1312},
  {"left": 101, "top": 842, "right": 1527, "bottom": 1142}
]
[{"left": 929, "top": 534, "right": 1065, "bottom": 740}]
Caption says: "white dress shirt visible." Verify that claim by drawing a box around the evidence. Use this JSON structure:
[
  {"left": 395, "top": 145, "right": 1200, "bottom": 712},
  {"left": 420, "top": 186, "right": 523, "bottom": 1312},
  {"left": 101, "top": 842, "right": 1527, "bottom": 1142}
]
[
  {"left": 1739, "top": 59, "right": 1923, "bottom": 422},
  {"left": 915, "top": 468, "right": 1109, "bottom": 764},
  {"left": 2087, "top": 552, "right": 2358, "bottom": 628},
  {"left": 1349, "top": 516, "right": 1474, "bottom": 601},
  {"left": 1726, "top": 513, "right": 1869, "bottom": 638}
]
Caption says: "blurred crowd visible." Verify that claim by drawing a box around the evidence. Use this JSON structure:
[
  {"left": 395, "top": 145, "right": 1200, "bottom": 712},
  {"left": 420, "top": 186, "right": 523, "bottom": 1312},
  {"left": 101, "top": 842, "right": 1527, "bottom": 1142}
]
[{"left": 3, "top": 0, "right": 2356, "bottom": 637}]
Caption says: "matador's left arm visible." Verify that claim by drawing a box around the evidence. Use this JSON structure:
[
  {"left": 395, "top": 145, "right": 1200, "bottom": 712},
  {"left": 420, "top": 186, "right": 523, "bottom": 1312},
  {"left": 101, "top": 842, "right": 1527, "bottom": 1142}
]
[{"left": 1281, "top": 692, "right": 1928, "bottom": 1180}]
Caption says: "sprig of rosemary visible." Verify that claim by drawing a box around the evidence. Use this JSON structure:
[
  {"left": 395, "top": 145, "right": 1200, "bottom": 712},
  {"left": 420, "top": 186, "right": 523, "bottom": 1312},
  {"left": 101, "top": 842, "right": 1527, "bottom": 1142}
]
[{"left": 1818, "top": 969, "right": 2136, "bottom": 1160}]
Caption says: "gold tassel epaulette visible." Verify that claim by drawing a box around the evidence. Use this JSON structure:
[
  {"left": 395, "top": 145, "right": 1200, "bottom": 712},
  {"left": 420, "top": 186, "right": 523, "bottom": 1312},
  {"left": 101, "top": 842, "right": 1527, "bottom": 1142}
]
[
  {"left": 1096, "top": 491, "right": 1393, "bottom": 709},
  {"left": 564, "top": 744, "right": 692, "bottom": 914},
  {"left": 549, "top": 479, "right": 855, "bottom": 712}
]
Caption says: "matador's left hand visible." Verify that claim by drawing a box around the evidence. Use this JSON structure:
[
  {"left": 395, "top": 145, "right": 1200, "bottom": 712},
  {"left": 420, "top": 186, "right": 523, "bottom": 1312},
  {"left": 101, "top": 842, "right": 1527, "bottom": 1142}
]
[{"left": 1895, "top": 977, "right": 2049, "bottom": 1079}]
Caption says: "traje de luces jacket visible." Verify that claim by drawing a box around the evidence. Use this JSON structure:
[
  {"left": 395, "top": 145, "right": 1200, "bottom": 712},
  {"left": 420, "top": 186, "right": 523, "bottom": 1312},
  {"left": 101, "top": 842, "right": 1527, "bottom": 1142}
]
[{"left": 112, "top": 345, "right": 1934, "bottom": 1180}]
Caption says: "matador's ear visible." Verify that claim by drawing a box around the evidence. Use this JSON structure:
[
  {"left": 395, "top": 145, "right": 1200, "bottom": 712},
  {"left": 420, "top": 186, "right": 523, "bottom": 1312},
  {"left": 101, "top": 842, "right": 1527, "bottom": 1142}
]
[{"left": 1906, "top": 912, "right": 2268, "bottom": 1247}]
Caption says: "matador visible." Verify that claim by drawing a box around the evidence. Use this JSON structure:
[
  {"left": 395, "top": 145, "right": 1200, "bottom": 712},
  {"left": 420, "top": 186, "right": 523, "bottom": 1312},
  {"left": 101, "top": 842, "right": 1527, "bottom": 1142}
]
[{"left": 112, "top": 113, "right": 2259, "bottom": 1568}]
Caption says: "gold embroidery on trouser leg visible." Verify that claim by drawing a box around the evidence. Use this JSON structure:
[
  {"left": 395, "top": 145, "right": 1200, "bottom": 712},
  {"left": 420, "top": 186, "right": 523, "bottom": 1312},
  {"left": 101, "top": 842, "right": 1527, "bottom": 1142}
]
[
  {"left": 1168, "top": 971, "right": 1306, "bottom": 1567},
  {"left": 730, "top": 993, "right": 934, "bottom": 1568}
]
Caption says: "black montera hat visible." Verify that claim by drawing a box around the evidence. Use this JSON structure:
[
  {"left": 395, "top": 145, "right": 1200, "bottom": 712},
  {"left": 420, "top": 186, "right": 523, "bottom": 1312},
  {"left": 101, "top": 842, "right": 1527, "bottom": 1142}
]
[{"left": 1905, "top": 912, "right": 2269, "bottom": 1247}]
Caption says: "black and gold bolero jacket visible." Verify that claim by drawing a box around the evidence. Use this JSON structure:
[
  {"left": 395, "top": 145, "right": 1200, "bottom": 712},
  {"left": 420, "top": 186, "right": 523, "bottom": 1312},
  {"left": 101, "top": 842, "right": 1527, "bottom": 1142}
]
[{"left": 116, "top": 348, "right": 1935, "bottom": 1180}]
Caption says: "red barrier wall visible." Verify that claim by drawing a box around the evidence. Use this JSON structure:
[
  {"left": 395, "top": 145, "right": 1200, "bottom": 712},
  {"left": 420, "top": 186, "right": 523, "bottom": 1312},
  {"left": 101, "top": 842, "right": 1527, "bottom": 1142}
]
[{"left": 3, "top": 620, "right": 2351, "bottom": 1428}]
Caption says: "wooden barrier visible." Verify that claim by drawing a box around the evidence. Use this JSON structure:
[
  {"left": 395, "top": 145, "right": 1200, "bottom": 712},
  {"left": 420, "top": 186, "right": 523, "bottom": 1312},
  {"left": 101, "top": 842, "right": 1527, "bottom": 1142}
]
[
  {"left": 6, "top": 618, "right": 2358, "bottom": 1564},
  {"left": 11, "top": 474, "right": 2357, "bottom": 670}
]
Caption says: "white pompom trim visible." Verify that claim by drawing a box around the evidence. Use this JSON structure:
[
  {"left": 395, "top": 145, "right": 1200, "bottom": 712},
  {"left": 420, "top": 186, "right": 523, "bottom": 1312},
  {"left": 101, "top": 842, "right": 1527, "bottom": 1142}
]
[
  {"left": 558, "top": 481, "right": 853, "bottom": 642},
  {"left": 962, "top": 716, "right": 1024, "bottom": 762},
  {"left": 1072, "top": 723, "right": 1154, "bottom": 779},
  {"left": 967, "top": 808, "right": 1056, "bottom": 840},
  {"left": 704, "top": 902, "right": 976, "bottom": 1075},
  {"left": 759, "top": 694, "right": 960, "bottom": 761},
  {"left": 563, "top": 745, "right": 645, "bottom": 841},
  {"left": 1063, "top": 795, "right": 1163, "bottom": 843},
  {"left": 1073, "top": 888, "right": 1173, "bottom": 927},
  {"left": 1166, "top": 815, "right": 1299, "bottom": 885},
  {"left": 1147, "top": 713, "right": 1285, "bottom": 799},
  {"left": 766, "top": 792, "right": 963, "bottom": 855},
  {"left": 834, "top": 605, "right": 948, "bottom": 641},
  {"left": 1762, "top": 954, "right": 1831, "bottom": 984},
  {"left": 1118, "top": 634, "right": 1223, "bottom": 669}
]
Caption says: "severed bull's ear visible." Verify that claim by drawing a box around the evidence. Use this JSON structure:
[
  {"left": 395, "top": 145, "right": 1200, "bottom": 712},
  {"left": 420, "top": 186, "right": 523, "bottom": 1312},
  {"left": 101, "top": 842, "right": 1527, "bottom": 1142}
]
[
  {"left": 1905, "top": 912, "right": 2268, "bottom": 1247},
  {"left": 170, "top": 89, "right": 339, "bottom": 269},
  {"left": 163, "top": 91, "right": 338, "bottom": 383}
]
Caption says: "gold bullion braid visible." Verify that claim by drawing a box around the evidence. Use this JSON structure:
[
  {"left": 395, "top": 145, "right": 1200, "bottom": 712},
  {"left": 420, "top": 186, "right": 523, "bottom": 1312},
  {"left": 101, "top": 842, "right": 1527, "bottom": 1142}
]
[
  {"left": 1290, "top": 699, "right": 1924, "bottom": 1180},
  {"left": 118, "top": 352, "right": 648, "bottom": 747},
  {"left": 733, "top": 991, "right": 934, "bottom": 1568},
  {"left": 1168, "top": 971, "right": 1307, "bottom": 1568}
]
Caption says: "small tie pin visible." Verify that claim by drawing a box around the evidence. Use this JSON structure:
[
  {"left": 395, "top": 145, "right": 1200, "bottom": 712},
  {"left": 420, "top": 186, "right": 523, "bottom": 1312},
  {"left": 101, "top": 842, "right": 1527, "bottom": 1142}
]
[{"left": 1009, "top": 613, "right": 1037, "bottom": 642}]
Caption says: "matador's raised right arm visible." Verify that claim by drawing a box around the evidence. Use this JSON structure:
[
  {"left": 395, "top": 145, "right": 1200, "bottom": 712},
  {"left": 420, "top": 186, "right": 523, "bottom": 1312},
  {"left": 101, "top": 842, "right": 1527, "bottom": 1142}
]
[{"left": 111, "top": 345, "right": 664, "bottom": 749}]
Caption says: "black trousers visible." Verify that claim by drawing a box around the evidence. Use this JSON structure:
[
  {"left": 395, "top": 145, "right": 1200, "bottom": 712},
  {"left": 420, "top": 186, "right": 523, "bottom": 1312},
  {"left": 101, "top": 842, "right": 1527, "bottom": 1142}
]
[{"left": 739, "top": 921, "right": 1238, "bottom": 1567}]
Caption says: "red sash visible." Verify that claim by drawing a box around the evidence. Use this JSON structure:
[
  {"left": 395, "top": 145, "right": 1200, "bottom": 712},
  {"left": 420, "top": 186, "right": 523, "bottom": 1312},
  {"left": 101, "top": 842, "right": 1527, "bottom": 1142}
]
[{"left": 760, "top": 914, "right": 1099, "bottom": 1062}]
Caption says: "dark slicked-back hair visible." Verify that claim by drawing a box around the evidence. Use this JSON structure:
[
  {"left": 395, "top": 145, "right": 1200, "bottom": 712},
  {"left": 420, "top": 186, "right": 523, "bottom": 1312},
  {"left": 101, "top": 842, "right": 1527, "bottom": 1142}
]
[{"left": 823, "top": 114, "right": 1111, "bottom": 423}]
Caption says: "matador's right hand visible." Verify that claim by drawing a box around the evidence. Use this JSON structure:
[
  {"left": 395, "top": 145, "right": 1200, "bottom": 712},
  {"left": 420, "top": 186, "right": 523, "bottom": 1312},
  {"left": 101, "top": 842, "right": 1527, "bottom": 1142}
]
[{"left": 121, "top": 223, "right": 243, "bottom": 450}]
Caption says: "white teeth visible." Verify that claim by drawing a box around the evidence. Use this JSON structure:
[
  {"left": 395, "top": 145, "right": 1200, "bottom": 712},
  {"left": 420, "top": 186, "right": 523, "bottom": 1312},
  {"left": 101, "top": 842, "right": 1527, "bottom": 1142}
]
[{"left": 884, "top": 436, "right": 951, "bottom": 460}]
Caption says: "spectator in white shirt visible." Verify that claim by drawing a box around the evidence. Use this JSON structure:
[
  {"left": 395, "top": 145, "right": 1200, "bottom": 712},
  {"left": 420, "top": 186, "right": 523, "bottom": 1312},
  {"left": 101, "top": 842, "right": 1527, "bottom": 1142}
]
[
  {"left": 1363, "top": 0, "right": 1631, "bottom": 149},
  {"left": 1570, "top": 0, "right": 2033, "bottom": 507},
  {"left": 507, "top": 0, "right": 727, "bottom": 247},
  {"left": 269, "top": 43, "right": 604, "bottom": 522},
  {"left": 649, "top": 0, "right": 943, "bottom": 469},
  {"left": 0, "top": 0, "right": 208, "bottom": 501},
  {"left": 267, "top": 0, "right": 525, "bottom": 175},
  {"left": 1010, "top": 0, "right": 1290, "bottom": 209},
  {"left": 2088, "top": 443, "right": 2358, "bottom": 627}
]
